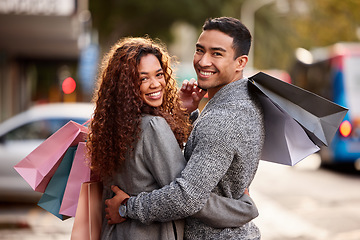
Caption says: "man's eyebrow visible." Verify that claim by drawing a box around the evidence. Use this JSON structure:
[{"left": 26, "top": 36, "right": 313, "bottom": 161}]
[
  {"left": 211, "top": 47, "right": 226, "bottom": 52},
  {"left": 196, "top": 43, "right": 204, "bottom": 49},
  {"left": 195, "top": 43, "right": 226, "bottom": 52}
]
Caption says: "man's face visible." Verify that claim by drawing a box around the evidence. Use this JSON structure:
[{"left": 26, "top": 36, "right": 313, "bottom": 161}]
[{"left": 193, "top": 30, "right": 246, "bottom": 98}]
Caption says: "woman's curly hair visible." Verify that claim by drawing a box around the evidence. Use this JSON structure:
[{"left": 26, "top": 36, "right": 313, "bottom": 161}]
[{"left": 87, "top": 37, "right": 191, "bottom": 181}]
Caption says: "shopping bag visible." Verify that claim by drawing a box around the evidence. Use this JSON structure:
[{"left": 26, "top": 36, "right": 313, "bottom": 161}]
[
  {"left": 71, "top": 181, "right": 103, "bottom": 240},
  {"left": 256, "top": 92, "right": 320, "bottom": 165},
  {"left": 14, "top": 120, "right": 88, "bottom": 192},
  {"left": 248, "top": 72, "right": 348, "bottom": 165},
  {"left": 37, "top": 146, "right": 77, "bottom": 220},
  {"left": 59, "top": 142, "right": 91, "bottom": 217}
]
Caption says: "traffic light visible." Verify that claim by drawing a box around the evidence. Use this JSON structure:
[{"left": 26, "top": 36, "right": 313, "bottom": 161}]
[{"left": 62, "top": 77, "right": 76, "bottom": 94}]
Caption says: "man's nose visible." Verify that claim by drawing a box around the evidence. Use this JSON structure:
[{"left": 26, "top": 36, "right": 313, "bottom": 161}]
[{"left": 198, "top": 53, "right": 212, "bottom": 67}]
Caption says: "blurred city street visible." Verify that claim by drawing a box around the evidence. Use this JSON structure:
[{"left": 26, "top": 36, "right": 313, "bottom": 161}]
[
  {"left": 0, "top": 202, "right": 73, "bottom": 240},
  {"left": 1, "top": 1, "right": 360, "bottom": 240},
  {"left": 252, "top": 154, "right": 360, "bottom": 240},
  {"left": 0, "top": 154, "right": 359, "bottom": 240}
]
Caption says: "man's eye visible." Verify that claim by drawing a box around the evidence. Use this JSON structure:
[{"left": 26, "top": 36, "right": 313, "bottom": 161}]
[
  {"left": 196, "top": 48, "right": 204, "bottom": 53},
  {"left": 213, "top": 52, "right": 222, "bottom": 56}
]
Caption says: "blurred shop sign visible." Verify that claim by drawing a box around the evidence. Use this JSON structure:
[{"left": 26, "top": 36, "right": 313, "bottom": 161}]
[
  {"left": 78, "top": 43, "right": 99, "bottom": 94},
  {"left": 0, "top": 0, "right": 75, "bottom": 16}
]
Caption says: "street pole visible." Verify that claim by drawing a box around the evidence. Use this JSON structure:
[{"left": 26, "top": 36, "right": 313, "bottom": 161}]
[{"left": 241, "top": 0, "right": 276, "bottom": 71}]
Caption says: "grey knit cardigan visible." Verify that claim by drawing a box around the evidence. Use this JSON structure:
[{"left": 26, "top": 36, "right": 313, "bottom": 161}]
[{"left": 126, "top": 78, "right": 265, "bottom": 239}]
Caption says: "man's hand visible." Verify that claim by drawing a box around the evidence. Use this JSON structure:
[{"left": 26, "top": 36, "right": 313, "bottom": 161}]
[
  {"left": 104, "top": 185, "right": 130, "bottom": 225},
  {"left": 179, "top": 78, "right": 207, "bottom": 114}
]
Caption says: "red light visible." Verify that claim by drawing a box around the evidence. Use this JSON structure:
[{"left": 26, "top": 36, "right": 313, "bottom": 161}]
[
  {"left": 339, "top": 120, "right": 352, "bottom": 137},
  {"left": 62, "top": 77, "right": 76, "bottom": 94}
]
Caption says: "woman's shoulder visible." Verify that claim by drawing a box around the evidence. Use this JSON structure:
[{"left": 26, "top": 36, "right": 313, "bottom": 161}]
[{"left": 141, "top": 114, "right": 169, "bottom": 131}]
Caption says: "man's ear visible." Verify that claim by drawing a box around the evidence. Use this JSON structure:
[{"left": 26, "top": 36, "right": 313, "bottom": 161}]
[{"left": 235, "top": 55, "right": 248, "bottom": 72}]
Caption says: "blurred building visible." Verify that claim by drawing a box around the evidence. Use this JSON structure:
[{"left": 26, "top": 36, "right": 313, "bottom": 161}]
[{"left": 0, "top": 0, "right": 95, "bottom": 122}]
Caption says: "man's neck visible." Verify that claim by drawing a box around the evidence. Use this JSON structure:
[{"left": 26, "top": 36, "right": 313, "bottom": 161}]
[{"left": 207, "top": 74, "right": 244, "bottom": 99}]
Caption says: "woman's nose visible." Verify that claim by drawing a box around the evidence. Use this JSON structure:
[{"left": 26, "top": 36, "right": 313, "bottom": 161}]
[{"left": 150, "top": 77, "right": 161, "bottom": 88}]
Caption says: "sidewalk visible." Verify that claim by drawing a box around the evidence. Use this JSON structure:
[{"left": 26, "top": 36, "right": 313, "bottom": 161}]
[{"left": 0, "top": 205, "right": 73, "bottom": 240}]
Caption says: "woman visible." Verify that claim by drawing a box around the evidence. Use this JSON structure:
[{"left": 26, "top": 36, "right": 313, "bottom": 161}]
[{"left": 87, "top": 37, "right": 258, "bottom": 240}]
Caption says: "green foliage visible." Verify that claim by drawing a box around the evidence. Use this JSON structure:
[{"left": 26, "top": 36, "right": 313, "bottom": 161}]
[
  {"left": 89, "top": 0, "right": 360, "bottom": 72},
  {"left": 290, "top": 0, "right": 360, "bottom": 49},
  {"left": 89, "top": 0, "right": 231, "bottom": 48},
  {"left": 253, "top": 4, "right": 295, "bottom": 70}
]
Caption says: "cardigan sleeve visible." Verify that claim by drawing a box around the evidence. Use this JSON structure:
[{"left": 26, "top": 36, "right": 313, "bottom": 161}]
[
  {"left": 193, "top": 193, "right": 258, "bottom": 228},
  {"left": 127, "top": 110, "right": 257, "bottom": 224},
  {"left": 139, "top": 116, "right": 258, "bottom": 227}
]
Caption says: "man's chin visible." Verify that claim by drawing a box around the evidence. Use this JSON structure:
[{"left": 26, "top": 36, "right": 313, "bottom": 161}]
[
  {"left": 196, "top": 79, "right": 209, "bottom": 91},
  {"left": 197, "top": 84, "right": 208, "bottom": 91}
]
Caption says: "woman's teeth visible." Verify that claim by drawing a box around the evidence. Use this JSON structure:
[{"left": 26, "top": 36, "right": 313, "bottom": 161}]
[{"left": 148, "top": 91, "right": 161, "bottom": 97}]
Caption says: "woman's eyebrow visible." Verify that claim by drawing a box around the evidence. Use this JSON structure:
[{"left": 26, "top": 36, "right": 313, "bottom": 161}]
[{"left": 140, "top": 68, "right": 162, "bottom": 75}]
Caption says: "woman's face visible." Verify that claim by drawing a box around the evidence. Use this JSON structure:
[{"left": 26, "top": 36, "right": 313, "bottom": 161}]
[{"left": 138, "top": 54, "right": 166, "bottom": 107}]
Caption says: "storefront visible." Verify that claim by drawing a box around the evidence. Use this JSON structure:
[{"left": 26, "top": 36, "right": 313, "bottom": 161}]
[{"left": 0, "top": 0, "right": 94, "bottom": 122}]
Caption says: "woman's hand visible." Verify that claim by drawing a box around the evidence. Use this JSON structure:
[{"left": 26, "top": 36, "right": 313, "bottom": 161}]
[
  {"left": 179, "top": 78, "right": 207, "bottom": 114},
  {"left": 105, "top": 185, "right": 130, "bottom": 225}
]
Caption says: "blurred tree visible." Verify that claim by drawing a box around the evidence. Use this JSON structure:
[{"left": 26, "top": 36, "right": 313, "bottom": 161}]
[
  {"left": 89, "top": 0, "right": 360, "bottom": 72},
  {"left": 239, "top": 0, "right": 360, "bottom": 71},
  {"left": 253, "top": 4, "right": 295, "bottom": 71},
  {"left": 290, "top": 0, "right": 360, "bottom": 49},
  {"left": 89, "top": 0, "right": 228, "bottom": 49}
]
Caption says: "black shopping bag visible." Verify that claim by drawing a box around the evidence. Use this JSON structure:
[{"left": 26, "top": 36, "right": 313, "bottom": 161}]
[{"left": 248, "top": 72, "right": 348, "bottom": 166}]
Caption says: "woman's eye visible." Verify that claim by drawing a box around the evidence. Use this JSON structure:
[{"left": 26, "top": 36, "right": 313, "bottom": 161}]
[{"left": 157, "top": 72, "right": 164, "bottom": 78}]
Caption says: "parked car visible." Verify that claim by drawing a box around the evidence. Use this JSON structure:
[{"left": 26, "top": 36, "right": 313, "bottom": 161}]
[{"left": 0, "top": 103, "right": 94, "bottom": 202}]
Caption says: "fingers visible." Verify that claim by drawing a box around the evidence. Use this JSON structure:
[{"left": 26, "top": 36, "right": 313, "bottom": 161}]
[
  {"left": 111, "top": 185, "right": 121, "bottom": 193},
  {"left": 107, "top": 217, "right": 127, "bottom": 225},
  {"left": 192, "top": 92, "right": 202, "bottom": 103},
  {"left": 194, "top": 87, "right": 207, "bottom": 98},
  {"left": 189, "top": 78, "right": 197, "bottom": 92},
  {"left": 181, "top": 78, "right": 197, "bottom": 92},
  {"left": 182, "top": 78, "right": 206, "bottom": 98},
  {"left": 181, "top": 79, "right": 189, "bottom": 91}
]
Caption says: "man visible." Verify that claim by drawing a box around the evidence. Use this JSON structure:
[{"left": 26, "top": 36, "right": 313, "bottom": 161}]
[{"left": 106, "top": 17, "right": 265, "bottom": 239}]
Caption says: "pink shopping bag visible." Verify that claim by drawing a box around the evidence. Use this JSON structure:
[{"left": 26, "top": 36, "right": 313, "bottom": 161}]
[
  {"left": 71, "top": 181, "right": 103, "bottom": 240},
  {"left": 14, "top": 121, "right": 88, "bottom": 192},
  {"left": 59, "top": 142, "right": 91, "bottom": 217}
]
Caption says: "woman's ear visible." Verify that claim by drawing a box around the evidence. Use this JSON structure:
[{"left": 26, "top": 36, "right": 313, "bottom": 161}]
[{"left": 235, "top": 55, "right": 248, "bottom": 72}]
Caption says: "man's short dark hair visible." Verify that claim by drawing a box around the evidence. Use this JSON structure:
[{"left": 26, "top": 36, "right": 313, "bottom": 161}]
[{"left": 202, "top": 17, "right": 252, "bottom": 59}]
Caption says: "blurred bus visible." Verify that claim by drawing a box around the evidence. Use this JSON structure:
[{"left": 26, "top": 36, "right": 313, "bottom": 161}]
[{"left": 290, "top": 43, "right": 360, "bottom": 168}]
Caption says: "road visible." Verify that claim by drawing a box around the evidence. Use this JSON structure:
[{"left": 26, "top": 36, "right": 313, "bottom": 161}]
[
  {"left": 252, "top": 154, "right": 360, "bottom": 240},
  {"left": 0, "top": 154, "right": 359, "bottom": 239}
]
